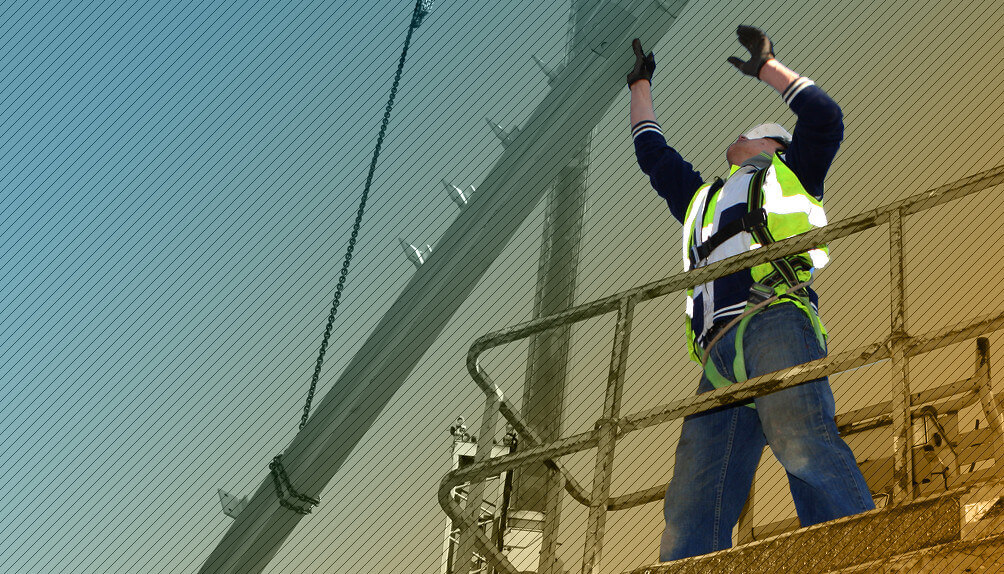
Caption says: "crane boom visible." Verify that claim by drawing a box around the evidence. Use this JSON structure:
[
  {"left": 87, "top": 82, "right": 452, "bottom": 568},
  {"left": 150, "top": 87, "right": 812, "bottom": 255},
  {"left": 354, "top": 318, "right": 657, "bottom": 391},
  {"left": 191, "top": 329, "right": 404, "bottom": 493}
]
[{"left": 199, "top": 1, "right": 687, "bottom": 572}]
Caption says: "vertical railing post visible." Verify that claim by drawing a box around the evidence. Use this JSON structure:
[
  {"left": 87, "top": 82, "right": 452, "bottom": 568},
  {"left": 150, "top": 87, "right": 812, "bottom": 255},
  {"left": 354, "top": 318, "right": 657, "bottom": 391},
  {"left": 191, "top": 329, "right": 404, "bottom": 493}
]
[
  {"left": 975, "top": 338, "right": 1004, "bottom": 458},
  {"left": 889, "top": 208, "right": 915, "bottom": 504},
  {"left": 539, "top": 468, "right": 564, "bottom": 574},
  {"left": 581, "top": 297, "right": 634, "bottom": 574},
  {"left": 455, "top": 383, "right": 502, "bottom": 573}
]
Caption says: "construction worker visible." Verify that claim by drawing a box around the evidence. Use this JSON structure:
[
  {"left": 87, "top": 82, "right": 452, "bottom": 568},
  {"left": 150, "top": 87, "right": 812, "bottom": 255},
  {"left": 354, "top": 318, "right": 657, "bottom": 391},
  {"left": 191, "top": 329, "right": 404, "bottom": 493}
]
[{"left": 627, "top": 27, "right": 875, "bottom": 560}]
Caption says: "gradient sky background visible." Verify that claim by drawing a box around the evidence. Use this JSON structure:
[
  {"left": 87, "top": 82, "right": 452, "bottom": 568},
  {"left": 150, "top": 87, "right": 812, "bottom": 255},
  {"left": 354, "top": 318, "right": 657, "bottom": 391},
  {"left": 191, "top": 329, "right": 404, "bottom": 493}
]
[{"left": 3, "top": 0, "right": 1004, "bottom": 573}]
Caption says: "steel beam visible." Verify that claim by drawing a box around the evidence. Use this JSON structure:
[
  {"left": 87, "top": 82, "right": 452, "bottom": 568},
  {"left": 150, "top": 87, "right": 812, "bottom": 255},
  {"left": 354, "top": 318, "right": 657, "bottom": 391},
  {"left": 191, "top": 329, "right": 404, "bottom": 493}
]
[
  {"left": 511, "top": 142, "right": 588, "bottom": 574},
  {"left": 198, "top": 1, "right": 689, "bottom": 572}
]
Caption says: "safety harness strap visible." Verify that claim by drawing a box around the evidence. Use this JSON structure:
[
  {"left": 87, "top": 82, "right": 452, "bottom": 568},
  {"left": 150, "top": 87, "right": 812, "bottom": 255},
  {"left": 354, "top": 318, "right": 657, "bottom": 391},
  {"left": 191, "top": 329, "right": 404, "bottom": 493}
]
[
  {"left": 745, "top": 167, "right": 810, "bottom": 297},
  {"left": 687, "top": 178, "right": 725, "bottom": 270},
  {"left": 692, "top": 207, "right": 768, "bottom": 262},
  {"left": 702, "top": 295, "right": 826, "bottom": 410}
]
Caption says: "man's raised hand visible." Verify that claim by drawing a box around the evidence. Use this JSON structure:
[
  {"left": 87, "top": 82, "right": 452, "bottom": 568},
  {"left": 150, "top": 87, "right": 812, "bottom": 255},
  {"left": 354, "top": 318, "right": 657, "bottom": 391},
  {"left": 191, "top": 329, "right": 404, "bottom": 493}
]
[
  {"left": 627, "top": 38, "right": 656, "bottom": 86},
  {"left": 727, "top": 25, "right": 775, "bottom": 78}
]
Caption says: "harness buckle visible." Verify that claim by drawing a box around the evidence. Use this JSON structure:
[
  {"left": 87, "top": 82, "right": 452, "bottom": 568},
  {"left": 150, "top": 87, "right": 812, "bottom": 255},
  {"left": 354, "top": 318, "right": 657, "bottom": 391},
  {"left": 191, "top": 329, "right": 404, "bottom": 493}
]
[
  {"left": 748, "top": 282, "right": 774, "bottom": 306},
  {"left": 745, "top": 207, "right": 768, "bottom": 231}
]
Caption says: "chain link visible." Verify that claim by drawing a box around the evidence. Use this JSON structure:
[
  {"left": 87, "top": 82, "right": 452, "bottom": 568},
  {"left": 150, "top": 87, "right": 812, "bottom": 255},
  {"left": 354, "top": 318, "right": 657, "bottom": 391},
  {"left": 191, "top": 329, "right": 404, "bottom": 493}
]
[
  {"left": 298, "top": 0, "right": 426, "bottom": 431},
  {"left": 269, "top": 455, "right": 321, "bottom": 514}
]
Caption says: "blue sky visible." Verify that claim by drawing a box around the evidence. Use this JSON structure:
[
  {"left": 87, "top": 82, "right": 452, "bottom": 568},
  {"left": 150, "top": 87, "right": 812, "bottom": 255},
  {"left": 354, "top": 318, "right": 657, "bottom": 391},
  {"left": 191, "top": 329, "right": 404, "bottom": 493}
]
[{"left": 0, "top": 0, "right": 569, "bottom": 571}]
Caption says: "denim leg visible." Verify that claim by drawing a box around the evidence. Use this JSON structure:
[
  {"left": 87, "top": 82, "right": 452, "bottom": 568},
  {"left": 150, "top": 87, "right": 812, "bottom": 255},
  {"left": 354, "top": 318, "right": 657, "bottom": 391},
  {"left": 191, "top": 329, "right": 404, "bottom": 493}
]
[
  {"left": 660, "top": 370, "right": 766, "bottom": 561},
  {"left": 745, "top": 303, "right": 875, "bottom": 526}
]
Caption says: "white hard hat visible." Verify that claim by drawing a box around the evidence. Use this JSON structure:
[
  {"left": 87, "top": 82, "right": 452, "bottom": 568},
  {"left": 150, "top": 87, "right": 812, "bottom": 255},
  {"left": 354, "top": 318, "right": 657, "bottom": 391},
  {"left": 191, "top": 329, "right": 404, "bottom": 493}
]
[{"left": 743, "top": 123, "right": 792, "bottom": 146}]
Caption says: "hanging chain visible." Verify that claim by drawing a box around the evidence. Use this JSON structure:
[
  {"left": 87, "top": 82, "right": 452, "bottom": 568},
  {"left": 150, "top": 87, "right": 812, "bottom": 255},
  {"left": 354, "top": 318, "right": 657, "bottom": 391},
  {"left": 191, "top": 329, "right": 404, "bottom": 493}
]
[
  {"left": 269, "top": 455, "right": 321, "bottom": 514},
  {"left": 298, "top": 0, "right": 429, "bottom": 431},
  {"left": 269, "top": 0, "right": 433, "bottom": 515}
]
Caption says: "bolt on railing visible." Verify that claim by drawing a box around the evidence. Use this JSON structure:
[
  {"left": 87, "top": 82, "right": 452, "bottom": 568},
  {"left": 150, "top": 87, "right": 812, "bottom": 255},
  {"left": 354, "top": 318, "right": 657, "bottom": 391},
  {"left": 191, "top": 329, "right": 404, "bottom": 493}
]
[{"left": 439, "top": 165, "right": 1004, "bottom": 574}]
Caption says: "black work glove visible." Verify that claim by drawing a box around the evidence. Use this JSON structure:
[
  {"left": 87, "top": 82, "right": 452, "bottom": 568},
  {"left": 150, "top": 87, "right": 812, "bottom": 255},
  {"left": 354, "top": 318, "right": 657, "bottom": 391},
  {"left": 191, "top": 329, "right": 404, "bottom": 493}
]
[
  {"left": 627, "top": 38, "right": 656, "bottom": 86},
  {"left": 727, "top": 25, "right": 774, "bottom": 78}
]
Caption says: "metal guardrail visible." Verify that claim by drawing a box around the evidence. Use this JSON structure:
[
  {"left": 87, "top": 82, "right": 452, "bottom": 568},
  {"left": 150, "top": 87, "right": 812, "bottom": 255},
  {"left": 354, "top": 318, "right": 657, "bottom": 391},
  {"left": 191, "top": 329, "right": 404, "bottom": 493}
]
[{"left": 439, "top": 165, "right": 1004, "bottom": 574}]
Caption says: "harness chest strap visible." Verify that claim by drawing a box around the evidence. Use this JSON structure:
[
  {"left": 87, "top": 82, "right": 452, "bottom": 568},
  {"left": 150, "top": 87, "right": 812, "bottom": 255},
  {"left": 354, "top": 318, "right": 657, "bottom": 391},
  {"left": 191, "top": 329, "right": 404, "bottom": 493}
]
[
  {"left": 686, "top": 177, "right": 724, "bottom": 271},
  {"left": 691, "top": 207, "right": 767, "bottom": 262},
  {"left": 745, "top": 166, "right": 810, "bottom": 297}
]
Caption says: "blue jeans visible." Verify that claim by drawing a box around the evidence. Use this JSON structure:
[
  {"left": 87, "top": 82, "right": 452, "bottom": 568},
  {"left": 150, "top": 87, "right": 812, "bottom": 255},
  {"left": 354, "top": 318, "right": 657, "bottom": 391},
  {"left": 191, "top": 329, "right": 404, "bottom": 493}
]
[{"left": 660, "top": 302, "right": 874, "bottom": 561}]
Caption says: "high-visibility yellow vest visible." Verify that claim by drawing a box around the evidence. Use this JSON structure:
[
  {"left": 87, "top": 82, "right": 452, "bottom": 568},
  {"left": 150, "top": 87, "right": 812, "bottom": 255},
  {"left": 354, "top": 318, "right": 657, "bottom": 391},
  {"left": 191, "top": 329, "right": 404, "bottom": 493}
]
[{"left": 682, "top": 152, "right": 829, "bottom": 363}]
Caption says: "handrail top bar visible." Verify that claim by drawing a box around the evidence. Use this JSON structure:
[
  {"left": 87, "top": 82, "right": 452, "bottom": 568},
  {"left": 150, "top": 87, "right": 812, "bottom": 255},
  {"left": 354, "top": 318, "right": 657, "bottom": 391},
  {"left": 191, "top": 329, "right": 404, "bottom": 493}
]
[
  {"left": 618, "top": 306, "right": 1004, "bottom": 436},
  {"left": 467, "top": 165, "right": 1004, "bottom": 360}
]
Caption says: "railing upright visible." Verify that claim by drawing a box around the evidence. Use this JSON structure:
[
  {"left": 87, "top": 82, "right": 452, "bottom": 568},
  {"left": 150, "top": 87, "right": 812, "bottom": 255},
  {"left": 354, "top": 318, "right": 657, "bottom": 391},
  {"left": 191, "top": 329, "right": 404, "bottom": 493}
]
[
  {"left": 889, "top": 208, "right": 915, "bottom": 503},
  {"left": 455, "top": 384, "right": 504, "bottom": 571},
  {"left": 582, "top": 298, "right": 635, "bottom": 574}
]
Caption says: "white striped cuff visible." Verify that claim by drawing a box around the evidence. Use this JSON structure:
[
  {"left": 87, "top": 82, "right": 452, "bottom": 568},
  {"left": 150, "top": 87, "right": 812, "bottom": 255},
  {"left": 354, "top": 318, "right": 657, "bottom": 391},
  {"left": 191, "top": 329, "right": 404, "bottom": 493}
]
[
  {"left": 782, "top": 77, "right": 815, "bottom": 105},
  {"left": 631, "top": 120, "right": 663, "bottom": 140},
  {"left": 712, "top": 302, "right": 747, "bottom": 320}
]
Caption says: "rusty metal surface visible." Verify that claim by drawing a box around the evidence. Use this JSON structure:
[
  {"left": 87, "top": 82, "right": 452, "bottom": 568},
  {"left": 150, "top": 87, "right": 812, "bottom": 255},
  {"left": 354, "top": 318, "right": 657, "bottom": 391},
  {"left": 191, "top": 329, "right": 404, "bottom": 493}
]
[
  {"left": 444, "top": 308, "right": 1004, "bottom": 568},
  {"left": 837, "top": 376, "right": 977, "bottom": 429},
  {"left": 889, "top": 208, "right": 915, "bottom": 504},
  {"left": 625, "top": 492, "right": 964, "bottom": 574},
  {"left": 444, "top": 307, "right": 1004, "bottom": 562},
  {"left": 975, "top": 338, "right": 1004, "bottom": 462},
  {"left": 829, "top": 532, "right": 1004, "bottom": 573}
]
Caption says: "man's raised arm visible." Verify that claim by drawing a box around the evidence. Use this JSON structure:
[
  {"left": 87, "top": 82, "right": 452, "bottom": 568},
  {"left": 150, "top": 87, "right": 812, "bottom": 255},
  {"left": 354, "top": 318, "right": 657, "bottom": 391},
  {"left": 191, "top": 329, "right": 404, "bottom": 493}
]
[
  {"left": 628, "top": 39, "right": 703, "bottom": 223},
  {"left": 729, "top": 25, "right": 844, "bottom": 198}
]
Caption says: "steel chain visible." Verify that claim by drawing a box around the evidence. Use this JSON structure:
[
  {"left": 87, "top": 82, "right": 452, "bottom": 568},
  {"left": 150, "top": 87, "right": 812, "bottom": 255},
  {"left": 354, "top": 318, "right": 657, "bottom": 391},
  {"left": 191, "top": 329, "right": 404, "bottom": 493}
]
[
  {"left": 298, "top": 0, "right": 425, "bottom": 431},
  {"left": 272, "top": 0, "right": 429, "bottom": 515},
  {"left": 269, "top": 455, "right": 320, "bottom": 514}
]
